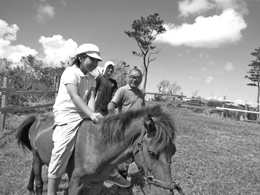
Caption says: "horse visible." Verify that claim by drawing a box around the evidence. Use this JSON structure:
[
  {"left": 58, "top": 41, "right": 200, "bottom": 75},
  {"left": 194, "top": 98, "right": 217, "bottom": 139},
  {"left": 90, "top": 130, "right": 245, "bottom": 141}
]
[{"left": 16, "top": 105, "right": 184, "bottom": 195}]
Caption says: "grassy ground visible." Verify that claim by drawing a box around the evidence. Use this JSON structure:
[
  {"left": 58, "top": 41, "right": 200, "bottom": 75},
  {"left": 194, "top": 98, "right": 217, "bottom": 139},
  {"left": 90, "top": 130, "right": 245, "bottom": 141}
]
[{"left": 0, "top": 104, "right": 259, "bottom": 195}]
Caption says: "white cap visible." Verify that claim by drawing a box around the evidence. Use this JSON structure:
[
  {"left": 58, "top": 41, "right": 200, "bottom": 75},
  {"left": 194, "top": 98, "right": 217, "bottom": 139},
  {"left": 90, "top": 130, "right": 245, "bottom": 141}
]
[
  {"left": 103, "top": 61, "right": 115, "bottom": 72},
  {"left": 76, "top": 43, "right": 102, "bottom": 61}
]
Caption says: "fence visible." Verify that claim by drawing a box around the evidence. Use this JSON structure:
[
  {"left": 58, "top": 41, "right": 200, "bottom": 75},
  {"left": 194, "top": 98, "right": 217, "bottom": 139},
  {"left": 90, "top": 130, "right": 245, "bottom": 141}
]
[
  {"left": 147, "top": 93, "right": 260, "bottom": 122},
  {"left": 0, "top": 77, "right": 59, "bottom": 130}
]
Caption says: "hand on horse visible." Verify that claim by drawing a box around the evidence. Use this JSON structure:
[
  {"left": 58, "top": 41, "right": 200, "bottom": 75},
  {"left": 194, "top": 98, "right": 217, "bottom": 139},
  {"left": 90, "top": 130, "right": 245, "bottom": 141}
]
[{"left": 90, "top": 112, "right": 103, "bottom": 124}]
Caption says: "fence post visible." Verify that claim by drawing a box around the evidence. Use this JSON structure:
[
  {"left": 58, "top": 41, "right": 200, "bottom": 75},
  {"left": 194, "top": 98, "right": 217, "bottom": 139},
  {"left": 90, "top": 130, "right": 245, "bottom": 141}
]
[
  {"left": 0, "top": 77, "right": 8, "bottom": 131},
  {"left": 244, "top": 104, "right": 248, "bottom": 120},
  {"left": 221, "top": 104, "right": 224, "bottom": 118}
]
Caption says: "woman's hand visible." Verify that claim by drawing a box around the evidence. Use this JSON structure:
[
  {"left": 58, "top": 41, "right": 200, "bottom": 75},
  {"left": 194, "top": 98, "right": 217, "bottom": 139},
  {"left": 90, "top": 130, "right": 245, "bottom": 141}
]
[{"left": 90, "top": 113, "right": 103, "bottom": 124}]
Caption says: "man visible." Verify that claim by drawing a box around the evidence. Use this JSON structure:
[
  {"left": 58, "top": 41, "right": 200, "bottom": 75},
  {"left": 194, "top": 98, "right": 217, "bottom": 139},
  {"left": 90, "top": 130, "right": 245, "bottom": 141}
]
[
  {"left": 107, "top": 68, "right": 145, "bottom": 194},
  {"left": 108, "top": 68, "right": 145, "bottom": 114},
  {"left": 95, "top": 61, "right": 118, "bottom": 116}
]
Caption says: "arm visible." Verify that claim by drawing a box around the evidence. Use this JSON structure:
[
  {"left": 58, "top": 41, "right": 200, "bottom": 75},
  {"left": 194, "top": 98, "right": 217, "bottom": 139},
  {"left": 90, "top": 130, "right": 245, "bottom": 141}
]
[
  {"left": 66, "top": 84, "right": 101, "bottom": 122},
  {"left": 107, "top": 101, "right": 117, "bottom": 114}
]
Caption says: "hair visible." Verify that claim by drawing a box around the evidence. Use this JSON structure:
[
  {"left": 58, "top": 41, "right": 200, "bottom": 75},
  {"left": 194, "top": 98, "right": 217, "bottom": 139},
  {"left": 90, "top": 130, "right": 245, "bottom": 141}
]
[
  {"left": 129, "top": 67, "right": 143, "bottom": 77},
  {"left": 70, "top": 53, "right": 88, "bottom": 67},
  {"left": 99, "top": 105, "right": 176, "bottom": 149}
]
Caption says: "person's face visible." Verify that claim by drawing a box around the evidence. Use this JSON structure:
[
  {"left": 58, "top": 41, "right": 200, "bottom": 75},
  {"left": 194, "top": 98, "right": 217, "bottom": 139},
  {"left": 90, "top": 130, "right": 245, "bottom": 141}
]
[
  {"left": 105, "top": 65, "right": 114, "bottom": 75},
  {"left": 80, "top": 55, "right": 99, "bottom": 74},
  {"left": 128, "top": 70, "right": 142, "bottom": 88}
]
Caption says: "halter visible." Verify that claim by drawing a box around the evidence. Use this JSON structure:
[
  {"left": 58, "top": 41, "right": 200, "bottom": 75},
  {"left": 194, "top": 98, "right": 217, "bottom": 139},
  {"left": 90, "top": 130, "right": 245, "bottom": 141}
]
[{"left": 133, "top": 127, "right": 185, "bottom": 195}]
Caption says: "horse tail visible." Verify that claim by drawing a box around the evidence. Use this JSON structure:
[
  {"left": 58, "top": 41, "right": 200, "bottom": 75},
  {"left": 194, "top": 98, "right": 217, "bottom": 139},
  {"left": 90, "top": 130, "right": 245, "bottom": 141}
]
[{"left": 16, "top": 115, "right": 37, "bottom": 151}]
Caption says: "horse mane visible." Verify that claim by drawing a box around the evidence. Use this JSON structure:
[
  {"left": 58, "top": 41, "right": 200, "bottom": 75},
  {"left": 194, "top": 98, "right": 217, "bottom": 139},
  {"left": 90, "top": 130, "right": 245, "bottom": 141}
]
[{"left": 100, "top": 104, "right": 176, "bottom": 149}]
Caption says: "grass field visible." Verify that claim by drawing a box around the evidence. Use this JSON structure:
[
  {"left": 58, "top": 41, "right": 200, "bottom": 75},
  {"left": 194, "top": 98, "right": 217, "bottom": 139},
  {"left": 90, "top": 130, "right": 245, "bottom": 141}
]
[{"left": 0, "top": 103, "right": 259, "bottom": 195}]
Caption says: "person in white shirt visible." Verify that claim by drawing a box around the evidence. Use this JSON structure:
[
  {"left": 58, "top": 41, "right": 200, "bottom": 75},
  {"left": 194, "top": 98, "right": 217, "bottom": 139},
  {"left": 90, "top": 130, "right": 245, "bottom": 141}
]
[{"left": 47, "top": 43, "right": 129, "bottom": 195}]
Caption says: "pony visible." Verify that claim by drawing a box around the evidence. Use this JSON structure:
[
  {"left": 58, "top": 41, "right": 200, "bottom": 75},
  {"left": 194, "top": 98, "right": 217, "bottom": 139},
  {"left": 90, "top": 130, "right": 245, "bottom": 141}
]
[{"left": 16, "top": 105, "right": 184, "bottom": 195}]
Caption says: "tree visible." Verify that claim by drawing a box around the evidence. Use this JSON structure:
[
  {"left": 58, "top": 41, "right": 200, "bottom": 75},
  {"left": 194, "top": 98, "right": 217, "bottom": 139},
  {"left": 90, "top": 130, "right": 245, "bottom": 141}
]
[
  {"left": 245, "top": 47, "right": 260, "bottom": 118},
  {"left": 192, "top": 90, "right": 199, "bottom": 98},
  {"left": 113, "top": 60, "right": 131, "bottom": 88},
  {"left": 125, "top": 13, "right": 166, "bottom": 92},
  {"left": 155, "top": 80, "right": 181, "bottom": 101}
]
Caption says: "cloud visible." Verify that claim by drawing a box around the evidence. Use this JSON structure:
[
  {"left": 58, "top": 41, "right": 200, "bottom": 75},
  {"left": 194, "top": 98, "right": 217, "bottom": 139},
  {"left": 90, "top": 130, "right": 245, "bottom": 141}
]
[
  {"left": 35, "top": 4, "right": 55, "bottom": 23},
  {"left": 38, "top": 35, "right": 78, "bottom": 65},
  {"left": 206, "top": 76, "right": 213, "bottom": 83},
  {"left": 224, "top": 62, "right": 235, "bottom": 71},
  {"left": 61, "top": 0, "right": 67, "bottom": 6},
  {"left": 156, "top": 9, "right": 247, "bottom": 48},
  {"left": 178, "top": 0, "right": 214, "bottom": 16},
  {"left": 199, "top": 53, "right": 210, "bottom": 58},
  {"left": 178, "top": 0, "right": 248, "bottom": 17},
  {"left": 0, "top": 20, "right": 38, "bottom": 64},
  {"left": 209, "top": 61, "right": 215, "bottom": 65}
]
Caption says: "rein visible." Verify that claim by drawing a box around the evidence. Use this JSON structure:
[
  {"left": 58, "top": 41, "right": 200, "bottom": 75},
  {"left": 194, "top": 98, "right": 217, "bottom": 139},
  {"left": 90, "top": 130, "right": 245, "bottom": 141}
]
[{"left": 133, "top": 128, "right": 185, "bottom": 195}]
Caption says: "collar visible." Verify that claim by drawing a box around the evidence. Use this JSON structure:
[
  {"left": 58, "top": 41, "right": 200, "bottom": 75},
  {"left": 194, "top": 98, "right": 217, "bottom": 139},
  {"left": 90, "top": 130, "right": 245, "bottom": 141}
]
[{"left": 126, "top": 84, "right": 140, "bottom": 92}]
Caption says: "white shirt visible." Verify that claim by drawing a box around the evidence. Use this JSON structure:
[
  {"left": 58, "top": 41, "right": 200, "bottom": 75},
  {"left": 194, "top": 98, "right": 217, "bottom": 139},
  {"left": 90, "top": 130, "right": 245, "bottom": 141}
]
[{"left": 53, "top": 65, "right": 96, "bottom": 124}]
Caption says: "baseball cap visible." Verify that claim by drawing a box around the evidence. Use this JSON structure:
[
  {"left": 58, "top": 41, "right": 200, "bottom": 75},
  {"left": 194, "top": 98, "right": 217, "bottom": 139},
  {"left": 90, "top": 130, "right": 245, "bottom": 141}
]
[
  {"left": 76, "top": 43, "right": 102, "bottom": 61},
  {"left": 103, "top": 61, "right": 115, "bottom": 71}
]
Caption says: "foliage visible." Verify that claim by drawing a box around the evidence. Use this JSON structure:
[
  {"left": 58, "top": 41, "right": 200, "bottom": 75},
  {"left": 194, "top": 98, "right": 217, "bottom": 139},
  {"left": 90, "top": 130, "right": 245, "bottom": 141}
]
[
  {"left": 245, "top": 47, "right": 260, "bottom": 116},
  {"left": 154, "top": 80, "right": 181, "bottom": 101},
  {"left": 125, "top": 13, "right": 166, "bottom": 91},
  {"left": 0, "top": 55, "right": 66, "bottom": 108},
  {"left": 112, "top": 60, "right": 131, "bottom": 88}
]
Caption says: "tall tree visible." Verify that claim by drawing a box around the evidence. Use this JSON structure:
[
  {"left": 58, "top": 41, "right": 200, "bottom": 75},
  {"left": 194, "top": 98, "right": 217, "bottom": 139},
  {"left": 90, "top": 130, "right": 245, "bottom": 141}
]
[
  {"left": 245, "top": 47, "right": 260, "bottom": 117},
  {"left": 125, "top": 13, "right": 166, "bottom": 92}
]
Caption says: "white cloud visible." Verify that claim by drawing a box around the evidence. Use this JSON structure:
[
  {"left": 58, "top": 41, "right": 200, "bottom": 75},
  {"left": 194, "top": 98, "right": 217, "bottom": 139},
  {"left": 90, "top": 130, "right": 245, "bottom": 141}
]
[
  {"left": 35, "top": 4, "right": 55, "bottom": 23},
  {"left": 209, "top": 61, "right": 215, "bottom": 65},
  {"left": 39, "top": 35, "right": 78, "bottom": 65},
  {"left": 0, "top": 20, "right": 38, "bottom": 64},
  {"left": 206, "top": 76, "right": 213, "bottom": 83},
  {"left": 199, "top": 53, "right": 210, "bottom": 58},
  {"left": 224, "top": 62, "right": 235, "bottom": 71},
  {"left": 156, "top": 9, "right": 247, "bottom": 48},
  {"left": 178, "top": 0, "right": 248, "bottom": 17},
  {"left": 178, "top": 0, "right": 214, "bottom": 16}
]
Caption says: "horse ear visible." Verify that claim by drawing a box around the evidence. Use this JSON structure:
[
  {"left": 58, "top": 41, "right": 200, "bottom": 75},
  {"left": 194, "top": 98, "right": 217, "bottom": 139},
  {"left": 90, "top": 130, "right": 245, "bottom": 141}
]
[{"left": 144, "top": 117, "right": 155, "bottom": 132}]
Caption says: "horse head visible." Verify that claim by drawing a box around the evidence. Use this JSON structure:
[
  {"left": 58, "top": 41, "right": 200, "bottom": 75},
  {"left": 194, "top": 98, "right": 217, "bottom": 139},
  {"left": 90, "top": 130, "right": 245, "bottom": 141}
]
[{"left": 133, "top": 114, "right": 184, "bottom": 195}]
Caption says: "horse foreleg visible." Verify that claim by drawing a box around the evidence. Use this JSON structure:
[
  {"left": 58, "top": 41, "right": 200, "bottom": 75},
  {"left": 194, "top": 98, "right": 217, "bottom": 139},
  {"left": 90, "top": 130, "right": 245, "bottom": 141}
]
[
  {"left": 33, "top": 150, "right": 43, "bottom": 195},
  {"left": 27, "top": 165, "right": 35, "bottom": 194},
  {"left": 69, "top": 169, "right": 84, "bottom": 195},
  {"left": 89, "top": 182, "right": 104, "bottom": 195}
]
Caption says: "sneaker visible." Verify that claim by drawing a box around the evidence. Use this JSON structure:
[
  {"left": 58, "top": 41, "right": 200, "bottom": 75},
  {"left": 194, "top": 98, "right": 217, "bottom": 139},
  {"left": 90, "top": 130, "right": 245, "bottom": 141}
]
[
  {"left": 103, "top": 180, "right": 114, "bottom": 188},
  {"left": 106, "top": 172, "right": 131, "bottom": 188}
]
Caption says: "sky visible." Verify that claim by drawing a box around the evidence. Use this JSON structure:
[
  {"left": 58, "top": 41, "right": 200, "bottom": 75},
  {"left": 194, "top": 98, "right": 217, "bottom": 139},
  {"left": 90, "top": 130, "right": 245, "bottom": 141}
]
[{"left": 1, "top": 0, "right": 260, "bottom": 105}]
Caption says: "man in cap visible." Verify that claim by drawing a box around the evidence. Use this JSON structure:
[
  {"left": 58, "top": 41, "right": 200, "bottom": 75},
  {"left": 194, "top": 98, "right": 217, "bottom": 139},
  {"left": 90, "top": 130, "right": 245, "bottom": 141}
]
[{"left": 95, "top": 61, "right": 118, "bottom": 116}]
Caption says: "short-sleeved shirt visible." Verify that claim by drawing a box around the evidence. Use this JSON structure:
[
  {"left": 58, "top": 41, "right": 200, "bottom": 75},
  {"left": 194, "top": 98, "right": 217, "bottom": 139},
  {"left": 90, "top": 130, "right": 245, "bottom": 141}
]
[
  {"left": 111, "top": 84, "right": 145, "bottom": 113},
  {"left": 95, "top": 75, "right": 117, "bottom": 115},
  {"left": 53, "top": 65, "right": 96, "bottom": 124}
]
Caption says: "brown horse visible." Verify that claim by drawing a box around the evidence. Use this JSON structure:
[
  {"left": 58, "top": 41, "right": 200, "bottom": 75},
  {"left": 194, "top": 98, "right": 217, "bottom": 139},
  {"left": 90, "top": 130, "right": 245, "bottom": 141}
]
[{"left": 16, "top": 105, "right": 184, "bottom": 195}]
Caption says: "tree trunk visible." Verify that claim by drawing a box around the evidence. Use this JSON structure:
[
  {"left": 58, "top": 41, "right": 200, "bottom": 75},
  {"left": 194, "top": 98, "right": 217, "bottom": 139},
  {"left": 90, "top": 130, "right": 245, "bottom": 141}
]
[
  {"left": 143, "top": 70, "right": 147, "bottom": 93},
  {"left": 257, "top": 81, "right": 260, "bottom": 121}
]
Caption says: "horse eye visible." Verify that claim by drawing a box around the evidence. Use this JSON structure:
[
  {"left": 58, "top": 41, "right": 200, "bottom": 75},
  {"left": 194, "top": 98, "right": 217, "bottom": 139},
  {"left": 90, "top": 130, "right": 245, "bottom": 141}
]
[{"left": 148, "top": 150, "right": 156, "bottom": 158}]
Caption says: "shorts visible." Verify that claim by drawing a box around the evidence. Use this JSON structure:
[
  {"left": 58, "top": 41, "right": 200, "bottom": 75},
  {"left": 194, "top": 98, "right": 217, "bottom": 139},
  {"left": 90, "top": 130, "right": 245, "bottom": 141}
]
[{"left": 48, "top": 120, "right": 81, "bottom": 179}]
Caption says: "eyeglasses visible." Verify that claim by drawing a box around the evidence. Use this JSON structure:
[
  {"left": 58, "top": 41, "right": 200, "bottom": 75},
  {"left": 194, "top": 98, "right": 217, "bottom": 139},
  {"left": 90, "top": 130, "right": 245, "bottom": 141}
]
[{"left": 129, "top": 75, "right": 142, "bottom": 80}]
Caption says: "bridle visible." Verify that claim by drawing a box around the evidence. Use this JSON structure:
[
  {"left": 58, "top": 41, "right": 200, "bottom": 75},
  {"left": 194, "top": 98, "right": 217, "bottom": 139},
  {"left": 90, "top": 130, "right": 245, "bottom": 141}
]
[{"left": 133, "top": 128, "right": 185, "bottom": 195}]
